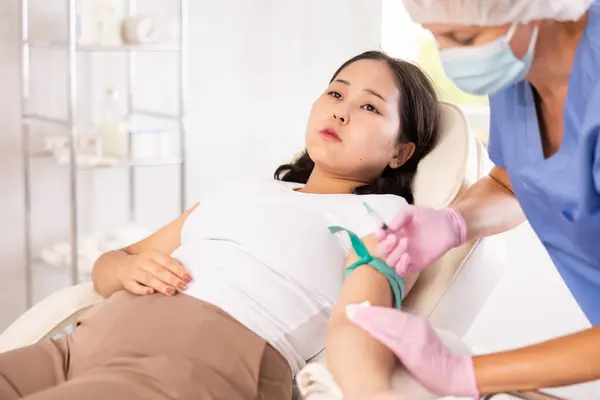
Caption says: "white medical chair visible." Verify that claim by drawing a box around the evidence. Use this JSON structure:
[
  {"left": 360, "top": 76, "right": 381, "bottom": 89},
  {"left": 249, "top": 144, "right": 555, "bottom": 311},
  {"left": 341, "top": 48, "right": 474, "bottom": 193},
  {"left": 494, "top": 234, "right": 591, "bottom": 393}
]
[
  {"left": 294, "top": 103, "right": 565, "bottom": 400},
  {"left": 0, "top": 103, "right": 561, "bottom": 399}
]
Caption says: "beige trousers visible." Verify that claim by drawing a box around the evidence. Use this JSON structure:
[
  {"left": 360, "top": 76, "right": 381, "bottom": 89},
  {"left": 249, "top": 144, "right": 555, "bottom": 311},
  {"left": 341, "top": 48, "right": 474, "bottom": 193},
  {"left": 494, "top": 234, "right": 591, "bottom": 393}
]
[{"left": 0, "top": 291, "right": 292, "bottom": 400}]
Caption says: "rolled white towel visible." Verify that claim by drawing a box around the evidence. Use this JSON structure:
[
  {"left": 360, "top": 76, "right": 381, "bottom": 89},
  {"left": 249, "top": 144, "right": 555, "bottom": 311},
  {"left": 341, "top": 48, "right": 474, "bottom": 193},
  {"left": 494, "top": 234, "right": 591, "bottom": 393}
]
[{"left": 296, "top": 362, "right": 343, "bottom": 399}]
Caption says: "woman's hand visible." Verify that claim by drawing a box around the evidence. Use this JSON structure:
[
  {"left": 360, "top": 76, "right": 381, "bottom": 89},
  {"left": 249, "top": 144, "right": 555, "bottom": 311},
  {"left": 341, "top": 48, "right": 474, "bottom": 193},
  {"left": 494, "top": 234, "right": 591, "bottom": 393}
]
[{"left": 118, "top": 250, "right": 192, "bottom": 296}]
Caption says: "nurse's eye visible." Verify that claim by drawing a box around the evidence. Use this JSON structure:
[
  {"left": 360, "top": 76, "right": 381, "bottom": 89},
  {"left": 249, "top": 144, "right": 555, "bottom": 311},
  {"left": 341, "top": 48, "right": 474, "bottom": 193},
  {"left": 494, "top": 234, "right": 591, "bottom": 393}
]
[
  {"left": 362, "top": 104, "right": 380, "bottom": 114},
  {"left": 450, "top": 33, "right": 476, "bottom": 46},
  {"left": 457, "top": 38, "right": 475, "bottom": 46},
  {"left": 328, "top": 91, "right": 342, "bottom": 99}
]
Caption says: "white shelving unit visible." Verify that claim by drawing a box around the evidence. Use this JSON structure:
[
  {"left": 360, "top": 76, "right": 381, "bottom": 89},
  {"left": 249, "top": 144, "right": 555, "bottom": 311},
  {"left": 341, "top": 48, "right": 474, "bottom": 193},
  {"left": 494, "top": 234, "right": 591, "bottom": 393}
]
[{"left": 20, "top": 0, "right": 188, "bottom": 307}]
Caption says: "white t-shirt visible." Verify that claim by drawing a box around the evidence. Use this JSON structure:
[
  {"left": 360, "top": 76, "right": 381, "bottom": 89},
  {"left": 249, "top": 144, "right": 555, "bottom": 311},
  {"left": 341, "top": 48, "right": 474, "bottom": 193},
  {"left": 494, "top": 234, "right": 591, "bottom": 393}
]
[{"left": 172, "top": 178, "right": 407, "bottom": 374}]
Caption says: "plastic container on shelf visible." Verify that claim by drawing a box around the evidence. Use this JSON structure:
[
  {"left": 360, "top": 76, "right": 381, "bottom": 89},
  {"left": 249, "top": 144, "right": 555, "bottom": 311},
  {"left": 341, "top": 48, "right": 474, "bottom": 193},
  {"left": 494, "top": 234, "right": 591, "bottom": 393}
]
[
  {"left": 76, "top": 0, "right": 126, "bottom": 45},
  {"left": 99, "top": 89, "right": 129, "bottom": 158}
]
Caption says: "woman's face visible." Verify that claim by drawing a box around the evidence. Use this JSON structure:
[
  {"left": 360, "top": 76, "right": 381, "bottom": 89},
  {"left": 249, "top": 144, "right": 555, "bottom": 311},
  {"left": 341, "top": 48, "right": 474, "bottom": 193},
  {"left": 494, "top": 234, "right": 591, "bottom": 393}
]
[
  {"left": 423, "top": 23, "right": 536, "bottom": 59},
  {"left": 305, "top": 59, "right": 413, "bottom": 182}
]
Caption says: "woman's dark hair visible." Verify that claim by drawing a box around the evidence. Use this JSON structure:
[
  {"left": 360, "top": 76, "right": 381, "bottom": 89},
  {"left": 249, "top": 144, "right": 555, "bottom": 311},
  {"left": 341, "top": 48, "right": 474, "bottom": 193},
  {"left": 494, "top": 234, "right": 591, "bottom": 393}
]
[{"left": 274, "top": 50, "right": 441, "bottom": 204}]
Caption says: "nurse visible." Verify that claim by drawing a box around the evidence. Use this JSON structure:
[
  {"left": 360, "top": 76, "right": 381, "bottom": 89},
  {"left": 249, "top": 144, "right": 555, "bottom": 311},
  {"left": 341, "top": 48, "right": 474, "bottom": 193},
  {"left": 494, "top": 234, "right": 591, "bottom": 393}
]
[{"left": 346, "top": 0, "right": 600, "bottom": 397}]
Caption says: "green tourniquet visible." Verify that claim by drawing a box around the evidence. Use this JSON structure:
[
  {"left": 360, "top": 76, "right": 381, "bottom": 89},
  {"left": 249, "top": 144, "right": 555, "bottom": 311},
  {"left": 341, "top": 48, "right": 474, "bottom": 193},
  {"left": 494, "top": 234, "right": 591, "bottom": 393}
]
[{"left": 328, "top": 226, "right": 405, "bottom": 310}]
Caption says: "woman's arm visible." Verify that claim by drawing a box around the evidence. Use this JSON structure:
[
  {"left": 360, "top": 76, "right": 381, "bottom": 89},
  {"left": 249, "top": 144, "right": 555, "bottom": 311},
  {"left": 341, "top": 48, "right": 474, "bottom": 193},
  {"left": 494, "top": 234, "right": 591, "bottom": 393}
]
[
  {"left": 452, "top": 166, "right": 525, "bottom": 241},
  {"left": 326, "top": 234, "right": 419, "bottom": 396},
  {"left": 92, "top": 203, "right": 199, "bottom": 298}
]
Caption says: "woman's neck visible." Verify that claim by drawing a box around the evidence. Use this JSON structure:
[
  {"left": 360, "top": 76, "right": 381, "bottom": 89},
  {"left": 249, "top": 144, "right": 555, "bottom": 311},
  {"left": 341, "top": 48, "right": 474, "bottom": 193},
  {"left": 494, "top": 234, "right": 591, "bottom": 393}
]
[
  {"left": 300, "top": 167, "right": 366, "bottom": 194},
  {"left": 527, "top": 16, "right": 588, "bottom": 101}
]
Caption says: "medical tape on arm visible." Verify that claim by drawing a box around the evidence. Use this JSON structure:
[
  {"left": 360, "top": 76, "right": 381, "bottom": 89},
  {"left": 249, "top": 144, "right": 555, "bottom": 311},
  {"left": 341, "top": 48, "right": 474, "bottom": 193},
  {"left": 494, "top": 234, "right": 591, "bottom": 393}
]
[{"left": 329, "top": 226, "right": 405, "bottom": 310}]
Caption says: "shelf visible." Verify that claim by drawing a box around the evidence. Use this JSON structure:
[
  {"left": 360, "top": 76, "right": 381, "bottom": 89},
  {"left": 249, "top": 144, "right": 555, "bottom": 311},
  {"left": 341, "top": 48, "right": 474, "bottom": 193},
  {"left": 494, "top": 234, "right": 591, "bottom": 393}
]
[
  {"left": 78, "top": 157, "right": 184, "bottom": 169},
  {"left": 30, "top": 152, "right": 183, "bottom": 169},
  {"left": 23, "top": 113, "right": 69, "bottom": 127},
  {"left": 123, "top": 157, "right": 183, "bottom": 168},
  {"left": 26, "top": 41, "right": 181, "bottom": 53},
  {"left": 21, "top": 0, "right": 188, "bottom": 308},
  {"left": 24, "top": 108, "right": 180, "bottom": 126},
  {"left": 133, "top": 108, "right": 180, "bottom": 121}
]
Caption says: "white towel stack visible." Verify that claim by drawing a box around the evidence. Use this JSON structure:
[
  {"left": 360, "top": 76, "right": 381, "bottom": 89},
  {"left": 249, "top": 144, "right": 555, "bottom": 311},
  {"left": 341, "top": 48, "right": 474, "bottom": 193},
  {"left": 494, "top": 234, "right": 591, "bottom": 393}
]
[{"left": 39, "top": 224, "right": 152, "bottom": 278}]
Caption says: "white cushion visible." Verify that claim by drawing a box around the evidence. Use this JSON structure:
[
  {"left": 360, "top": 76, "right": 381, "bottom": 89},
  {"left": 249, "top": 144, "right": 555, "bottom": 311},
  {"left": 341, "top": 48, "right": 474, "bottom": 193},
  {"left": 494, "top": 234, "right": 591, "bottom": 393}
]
[
  {"left": 0, "top": 282, "right": 103, "bottom": 353},
  {"left": 413, "top": 102, "right": 471, "bottom": 208}
]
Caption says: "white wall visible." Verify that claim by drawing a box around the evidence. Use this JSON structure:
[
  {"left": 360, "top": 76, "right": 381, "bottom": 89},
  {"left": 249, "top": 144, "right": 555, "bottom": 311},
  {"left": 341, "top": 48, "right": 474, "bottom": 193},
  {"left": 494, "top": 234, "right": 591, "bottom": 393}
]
[
  {"left": 185, "top": 1, "right": 383, "bottom": 200},
  {"left": 0, "top": 0, "right": 383, "bottom": 330}
]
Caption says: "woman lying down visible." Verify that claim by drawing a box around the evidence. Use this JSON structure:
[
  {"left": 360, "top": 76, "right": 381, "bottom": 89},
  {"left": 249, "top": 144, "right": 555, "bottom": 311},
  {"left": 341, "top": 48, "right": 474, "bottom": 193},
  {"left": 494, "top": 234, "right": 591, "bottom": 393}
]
[{"left": 0, "top": 50, "right": 440, "bottom": 399}]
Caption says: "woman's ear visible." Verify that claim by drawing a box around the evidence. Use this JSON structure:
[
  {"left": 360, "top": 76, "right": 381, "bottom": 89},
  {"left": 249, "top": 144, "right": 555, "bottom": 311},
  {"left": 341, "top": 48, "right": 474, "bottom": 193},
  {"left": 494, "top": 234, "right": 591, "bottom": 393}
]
[{"left": 389, "top": 142, "right": 416, "bottom": 169}]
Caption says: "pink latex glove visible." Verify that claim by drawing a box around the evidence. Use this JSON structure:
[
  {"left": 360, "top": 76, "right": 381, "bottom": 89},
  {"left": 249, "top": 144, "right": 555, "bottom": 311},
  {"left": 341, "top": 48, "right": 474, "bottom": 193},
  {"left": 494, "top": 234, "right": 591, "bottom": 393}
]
[
  {"left": 346, "top": 303, "right": 480, "bottom": 399},
  {"left": 376, "top": 206, "right": 467, "bottom": 276}
]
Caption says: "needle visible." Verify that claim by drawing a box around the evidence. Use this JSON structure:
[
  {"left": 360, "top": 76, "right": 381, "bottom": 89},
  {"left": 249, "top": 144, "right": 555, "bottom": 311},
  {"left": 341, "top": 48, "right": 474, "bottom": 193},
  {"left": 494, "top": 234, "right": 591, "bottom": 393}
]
[{"left": 362, "top": 202, "right": 389, "bottom": 231}]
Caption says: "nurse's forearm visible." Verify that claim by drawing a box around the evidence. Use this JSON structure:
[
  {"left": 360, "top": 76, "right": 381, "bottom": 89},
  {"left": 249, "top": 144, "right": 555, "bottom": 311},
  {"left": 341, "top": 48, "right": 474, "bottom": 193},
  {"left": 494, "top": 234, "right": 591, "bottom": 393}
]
[
  {"left": 474, "top": 326, "right": 600, "bottom": 394},
  {"left": 452, "top": 168, "right": 525, "bottom": 241}
]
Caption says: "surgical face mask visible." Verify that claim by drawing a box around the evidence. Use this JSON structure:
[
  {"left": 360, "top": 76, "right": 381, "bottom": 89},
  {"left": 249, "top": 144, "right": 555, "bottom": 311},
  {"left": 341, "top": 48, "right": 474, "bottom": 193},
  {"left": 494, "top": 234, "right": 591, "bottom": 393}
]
[{"left": 438, "top": 24, "right": 540, "bottom": 96}]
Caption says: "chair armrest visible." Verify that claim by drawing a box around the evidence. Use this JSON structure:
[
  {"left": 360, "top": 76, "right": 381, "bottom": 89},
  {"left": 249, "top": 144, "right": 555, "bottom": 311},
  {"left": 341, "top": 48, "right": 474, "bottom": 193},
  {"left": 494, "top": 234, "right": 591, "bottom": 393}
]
[
  {"left": 0, "top": 282, "right": 105, "bottom": 353},
  {"left": 482, "top": 392, "right": 566, "bottom": 400}
]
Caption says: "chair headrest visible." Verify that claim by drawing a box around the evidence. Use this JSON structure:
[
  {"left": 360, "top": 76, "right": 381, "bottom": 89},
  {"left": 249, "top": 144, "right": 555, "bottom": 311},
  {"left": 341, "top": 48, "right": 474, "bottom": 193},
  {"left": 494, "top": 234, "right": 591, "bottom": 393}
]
[
  {"left": 282, "top": 102, "right": 472, "bottom": 207},
  {"left": 412, "top": 102, "right": 471, "bottom": 208}
]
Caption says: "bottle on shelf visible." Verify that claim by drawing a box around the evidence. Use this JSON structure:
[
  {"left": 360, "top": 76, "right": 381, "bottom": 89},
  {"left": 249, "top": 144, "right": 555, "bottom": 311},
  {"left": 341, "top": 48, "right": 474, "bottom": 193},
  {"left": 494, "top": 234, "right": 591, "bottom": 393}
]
[
  {"left": 99, "top": 88, "right": 129, "bottom": 158},
  {"left": 76, "top": 0, "right": 126, "bottom": 45}
]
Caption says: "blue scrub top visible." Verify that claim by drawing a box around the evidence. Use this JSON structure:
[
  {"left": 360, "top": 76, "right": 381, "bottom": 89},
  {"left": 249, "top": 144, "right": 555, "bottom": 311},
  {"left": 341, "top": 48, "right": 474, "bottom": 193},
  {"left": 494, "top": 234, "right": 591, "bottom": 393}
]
[{"left": 488, "top": 0, "right": 600, "bottom": 326}]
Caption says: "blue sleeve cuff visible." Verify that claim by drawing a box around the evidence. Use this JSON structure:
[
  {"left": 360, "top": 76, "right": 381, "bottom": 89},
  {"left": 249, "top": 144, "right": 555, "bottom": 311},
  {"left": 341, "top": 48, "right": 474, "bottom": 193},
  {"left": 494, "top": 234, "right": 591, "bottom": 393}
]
[{"left": 487, "top": 98, "right": 505, "bottom": 169}]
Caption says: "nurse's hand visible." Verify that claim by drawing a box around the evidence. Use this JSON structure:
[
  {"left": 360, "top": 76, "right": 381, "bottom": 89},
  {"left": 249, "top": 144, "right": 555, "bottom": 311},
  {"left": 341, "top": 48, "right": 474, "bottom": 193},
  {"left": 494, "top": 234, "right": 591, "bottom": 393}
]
[
  {"left": 376, "top": 206, "right": 466, "bottom": 276},
  {"left": 118, "top": 250, "right": 192, "bottom": 296},
  {"left": 346, "top": 303, "right": 480, "bottom": 399}
]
